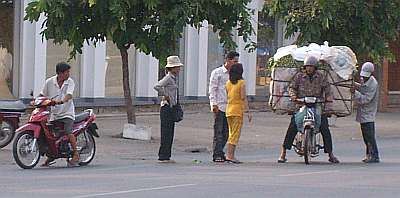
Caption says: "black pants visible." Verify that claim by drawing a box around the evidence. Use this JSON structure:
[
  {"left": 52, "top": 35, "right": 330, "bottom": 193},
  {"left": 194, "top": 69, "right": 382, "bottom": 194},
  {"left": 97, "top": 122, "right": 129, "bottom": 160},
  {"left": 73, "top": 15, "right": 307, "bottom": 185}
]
[
  {"left": 158, "top": 105, "right": 175, "bottom": 160},
  {"left": 283, "top": 115, "right": 333, "bottom": 153},
  {"left": 360, "top": 122, "right": 379, "bottom": 159},
  {"left": 212, "top": 111, "right": 229, "bottom": 160}
]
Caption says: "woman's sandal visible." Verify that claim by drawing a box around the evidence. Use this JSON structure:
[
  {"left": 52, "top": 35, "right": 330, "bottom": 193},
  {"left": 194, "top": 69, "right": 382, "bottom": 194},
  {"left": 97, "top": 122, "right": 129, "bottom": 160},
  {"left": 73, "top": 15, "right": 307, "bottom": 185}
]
[
  {"left": 226, "top": 159, "right": 242, "bottom": 164},
  {"left": 277, "top": 157, "right": 287, "bottom": 163}
]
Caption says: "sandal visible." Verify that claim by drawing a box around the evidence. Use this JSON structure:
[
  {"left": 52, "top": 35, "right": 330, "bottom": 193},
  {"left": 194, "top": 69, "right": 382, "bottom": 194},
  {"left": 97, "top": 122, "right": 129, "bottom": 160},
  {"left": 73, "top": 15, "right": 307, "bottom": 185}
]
[
  {"left": 328, "top": 156, "right": 340, "bottom": 163},
  {"left": 226, "top": 159, "right": 242, "bottom": 164},
  {"left": 213, "top": 156, "right": 225, "bottom": 163},
  {"left": 41, "top": 158, "right": 55, "bottom": 167},
  {"left": 277, "top": 157, "right": 287, "bottom": 163},
  {"left": 67, "top": 151, "right": 80, "bottom": 167}
]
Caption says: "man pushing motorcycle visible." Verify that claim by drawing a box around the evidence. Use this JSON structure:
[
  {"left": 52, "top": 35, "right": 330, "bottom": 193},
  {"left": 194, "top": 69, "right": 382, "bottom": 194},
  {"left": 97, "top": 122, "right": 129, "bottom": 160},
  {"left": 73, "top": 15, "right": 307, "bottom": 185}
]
[
  {"left": 277, "top": 55, "right": 340, "bottom": 164},
  {"left": 39, "top": 62, "right": 79, "bottom": 167}
]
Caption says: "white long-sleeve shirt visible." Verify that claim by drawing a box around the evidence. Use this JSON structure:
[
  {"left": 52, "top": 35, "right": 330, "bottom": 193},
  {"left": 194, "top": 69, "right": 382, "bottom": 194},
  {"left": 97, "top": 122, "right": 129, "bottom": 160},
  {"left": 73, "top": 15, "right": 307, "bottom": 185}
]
[{"left": 208, "top": 65, "right": 229, "bottom": 112}]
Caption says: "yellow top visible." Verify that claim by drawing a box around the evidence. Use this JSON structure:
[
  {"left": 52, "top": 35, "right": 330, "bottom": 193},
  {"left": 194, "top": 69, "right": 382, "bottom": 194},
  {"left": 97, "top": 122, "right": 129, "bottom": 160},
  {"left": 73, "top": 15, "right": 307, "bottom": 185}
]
[{"left": 226, "top": 79, "right": 245, "bottom": 117}]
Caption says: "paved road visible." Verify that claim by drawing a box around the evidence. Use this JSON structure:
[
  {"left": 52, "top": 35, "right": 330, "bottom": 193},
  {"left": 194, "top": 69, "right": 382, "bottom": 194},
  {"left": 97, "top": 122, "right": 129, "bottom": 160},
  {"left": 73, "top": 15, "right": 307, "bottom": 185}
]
[
  {"left": 1, "top": 136, "right": 400, "bottom": 198},
  {"left": 1, "top": 111, "right": 399, "bottom": 198}
]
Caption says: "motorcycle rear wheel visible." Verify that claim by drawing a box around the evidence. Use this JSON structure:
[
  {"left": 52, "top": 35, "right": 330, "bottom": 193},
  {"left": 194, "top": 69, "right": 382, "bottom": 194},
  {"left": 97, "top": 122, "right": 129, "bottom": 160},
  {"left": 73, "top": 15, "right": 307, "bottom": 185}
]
[
  {"left": 77, "top": 131, "right": 96, "bottom": 166},
  {"left": 304, "top": 128, "right": 312, "bottom": 165},
  {"left": 0, "top": 120, "right": 15, "bottom": 148},
  {"left": 13, "top": 131, "right": 40, "bottom": 169}
]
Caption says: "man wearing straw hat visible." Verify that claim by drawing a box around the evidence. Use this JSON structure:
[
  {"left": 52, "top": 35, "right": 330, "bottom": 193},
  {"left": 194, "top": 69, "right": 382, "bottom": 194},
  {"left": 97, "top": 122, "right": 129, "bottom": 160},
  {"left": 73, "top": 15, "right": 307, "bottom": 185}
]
[{"left": 154, "top": 56, "right": 183, "bottom": 163}]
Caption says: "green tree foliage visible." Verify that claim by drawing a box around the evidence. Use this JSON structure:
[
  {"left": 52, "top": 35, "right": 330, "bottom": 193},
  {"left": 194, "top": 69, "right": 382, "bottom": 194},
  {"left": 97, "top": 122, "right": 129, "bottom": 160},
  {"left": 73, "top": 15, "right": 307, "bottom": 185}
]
[
  {"left": 24, "top": 0, "right": 254, "bottom": 124},
  {"left": 264, "top": 0, "right": 400, "bottom": 63}
]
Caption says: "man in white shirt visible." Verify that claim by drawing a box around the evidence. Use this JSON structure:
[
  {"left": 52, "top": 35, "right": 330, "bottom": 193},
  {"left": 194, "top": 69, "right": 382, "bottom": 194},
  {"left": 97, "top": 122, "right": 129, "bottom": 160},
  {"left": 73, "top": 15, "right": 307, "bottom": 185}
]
[
  {"left": 208, "top": 51, "right": 239, "bottom": 162},
  {"left": 40, "top": 62, "right": 78, "bottom": 166}
]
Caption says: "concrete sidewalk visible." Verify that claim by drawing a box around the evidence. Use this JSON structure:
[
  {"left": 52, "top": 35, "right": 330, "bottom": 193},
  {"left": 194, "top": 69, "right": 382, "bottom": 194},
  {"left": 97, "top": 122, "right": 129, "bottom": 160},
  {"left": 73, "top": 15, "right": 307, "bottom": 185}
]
[{"left": 92, "top": 111, "right": 400, "bottom": 161}]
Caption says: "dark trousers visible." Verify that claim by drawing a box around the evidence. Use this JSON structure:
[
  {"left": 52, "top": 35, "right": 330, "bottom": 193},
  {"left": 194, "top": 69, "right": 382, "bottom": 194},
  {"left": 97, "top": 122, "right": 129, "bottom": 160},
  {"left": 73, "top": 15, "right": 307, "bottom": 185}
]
[
  {"left": 158, "top": 105, "right": 175, "bottom": 160},
  {"left": 283, "top": 115, "right": 333, "bottom": 153},
  {"left": 212, "top": 111, "right": 229, "bottom": 159},
  {"left": 360, "top": 122, "right": 379, "bottom": 159}
]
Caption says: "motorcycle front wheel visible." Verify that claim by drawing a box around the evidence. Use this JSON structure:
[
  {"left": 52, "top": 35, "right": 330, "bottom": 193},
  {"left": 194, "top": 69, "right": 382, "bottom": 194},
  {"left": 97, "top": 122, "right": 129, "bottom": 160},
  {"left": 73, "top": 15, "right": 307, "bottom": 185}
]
[
  {"left": 304, "top": 128, "right": 312, "bottom": 165},
  {"left": 77, "top": 131, "right": 96, "bottom": 166},
  {"left": 0, "top": 120, "right": 15, "bottom": 148},
  {"left": 13, "top": 131, "right": 40, "bottom": 169}
]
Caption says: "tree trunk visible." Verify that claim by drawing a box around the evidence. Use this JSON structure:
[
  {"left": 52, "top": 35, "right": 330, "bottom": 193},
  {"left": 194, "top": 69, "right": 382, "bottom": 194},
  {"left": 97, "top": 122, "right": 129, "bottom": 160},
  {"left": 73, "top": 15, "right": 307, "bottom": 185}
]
[{"left": 120, "top": 46, "right": 136, "bottom": 124}]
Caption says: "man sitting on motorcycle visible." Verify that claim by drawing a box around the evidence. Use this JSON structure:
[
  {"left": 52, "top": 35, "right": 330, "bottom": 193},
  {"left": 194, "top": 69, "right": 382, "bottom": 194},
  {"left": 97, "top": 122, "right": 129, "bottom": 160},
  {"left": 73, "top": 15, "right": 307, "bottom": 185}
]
[
  {"left": 277, "top": 55, "right": 340, "bottom": 163},
  {"left": 40, "top": 62, "right": 78, "bottom": 166}
]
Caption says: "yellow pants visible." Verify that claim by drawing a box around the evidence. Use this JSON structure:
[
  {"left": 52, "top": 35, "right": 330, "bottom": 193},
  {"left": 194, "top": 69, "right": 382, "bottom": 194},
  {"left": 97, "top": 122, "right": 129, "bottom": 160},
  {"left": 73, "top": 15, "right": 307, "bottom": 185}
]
[{"left": 227, "top": 116, "right": 243, "bottom": 145}]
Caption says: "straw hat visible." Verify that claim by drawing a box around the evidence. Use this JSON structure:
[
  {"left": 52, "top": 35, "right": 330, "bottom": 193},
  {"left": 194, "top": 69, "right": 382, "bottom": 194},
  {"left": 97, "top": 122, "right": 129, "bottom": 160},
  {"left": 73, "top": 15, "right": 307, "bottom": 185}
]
[{"left": 165, "top": 56, "right": 183, "bottom": 68}]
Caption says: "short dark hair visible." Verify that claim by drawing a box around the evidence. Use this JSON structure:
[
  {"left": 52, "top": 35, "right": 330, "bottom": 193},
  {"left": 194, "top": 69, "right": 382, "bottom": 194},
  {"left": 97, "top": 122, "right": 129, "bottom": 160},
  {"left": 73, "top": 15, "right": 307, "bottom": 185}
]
[
  {"left": 56, "top": 62, "right": 71, "bottom": 75},
  {"left": 229, "top": 63, "right": 243, "bottom": 84},
  {"left": 225, "top": 51, "right": 239, "bottom": 60}
]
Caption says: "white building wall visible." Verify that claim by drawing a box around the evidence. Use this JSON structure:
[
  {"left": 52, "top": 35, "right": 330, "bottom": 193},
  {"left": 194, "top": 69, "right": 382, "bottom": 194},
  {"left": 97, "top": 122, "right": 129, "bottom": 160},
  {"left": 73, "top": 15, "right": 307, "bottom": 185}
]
[
  {"left": 80, "top": 41, "right": 106, "bottom": 97},
  {"left": 135, "top": 51, "right": 159, "bottom": 97},
  {"left": 234, "top": 0, "right": 264, "bottom": 96},
  {"left": 19, "top": 0, "right": 47, "bottom": 98},
  {"left": 16, "top": 0, "right": 263, "bottom": 99},
  {"left": 184, "top": 22, "right": 209, "bottom": 97}
]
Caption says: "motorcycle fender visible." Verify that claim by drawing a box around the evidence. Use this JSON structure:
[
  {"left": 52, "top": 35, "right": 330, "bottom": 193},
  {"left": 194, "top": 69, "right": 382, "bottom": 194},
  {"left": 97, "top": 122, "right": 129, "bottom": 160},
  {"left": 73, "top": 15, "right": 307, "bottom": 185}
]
[
  {"left": 15, "top": 124, "right": 41, "bottom": 138},
  {"left": 303, "top": 121, "right": 314, "bottom": 129},
  {"left": 87, "top": 123, "right": 99, "bottom": 138}
]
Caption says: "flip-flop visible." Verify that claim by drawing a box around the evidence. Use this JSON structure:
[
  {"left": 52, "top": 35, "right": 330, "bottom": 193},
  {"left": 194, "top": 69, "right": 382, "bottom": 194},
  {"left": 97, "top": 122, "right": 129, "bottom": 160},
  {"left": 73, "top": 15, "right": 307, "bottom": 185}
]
[
  {"left": 277, "top": 158, "right": 287, "bottom": 163},
  {"left": 40, "top": 161, "right": 56, "bottom": 167},
  {"left": 40, "top": 158, "right": 56, "bottom": 167},
  {"left": 226, "top": 159, "right": 242, "bottom": 164},
  {"left": 67, "top": 161, "right": 80, "bottom": 167},
  {"left": 328, "top": 157, "right": 340, "bottom": 163}
]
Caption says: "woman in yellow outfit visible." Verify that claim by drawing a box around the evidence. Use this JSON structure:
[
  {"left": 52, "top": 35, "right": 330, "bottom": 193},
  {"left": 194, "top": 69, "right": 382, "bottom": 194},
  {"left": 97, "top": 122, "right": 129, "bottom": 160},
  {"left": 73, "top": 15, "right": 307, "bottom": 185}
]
[{"left": 225, "top": 63, "right": 252, "bottom": 163}]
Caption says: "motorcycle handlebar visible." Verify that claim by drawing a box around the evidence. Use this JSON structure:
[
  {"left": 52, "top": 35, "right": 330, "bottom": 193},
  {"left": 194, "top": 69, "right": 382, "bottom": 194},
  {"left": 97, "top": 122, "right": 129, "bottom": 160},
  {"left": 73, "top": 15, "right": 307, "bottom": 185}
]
[
  {"left": 293, "top": 97, "right": 332, "bottom": 105},
  {"left": 30, "top": 99, "right": 61, "bottom": 108}
]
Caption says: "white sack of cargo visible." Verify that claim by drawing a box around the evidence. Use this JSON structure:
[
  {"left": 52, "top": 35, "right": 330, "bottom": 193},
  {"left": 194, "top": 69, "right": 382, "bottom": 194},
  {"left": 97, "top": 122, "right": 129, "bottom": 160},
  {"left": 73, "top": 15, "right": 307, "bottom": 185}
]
[{"left": 268, "top": 67, "right": 298, "bottom": 114}]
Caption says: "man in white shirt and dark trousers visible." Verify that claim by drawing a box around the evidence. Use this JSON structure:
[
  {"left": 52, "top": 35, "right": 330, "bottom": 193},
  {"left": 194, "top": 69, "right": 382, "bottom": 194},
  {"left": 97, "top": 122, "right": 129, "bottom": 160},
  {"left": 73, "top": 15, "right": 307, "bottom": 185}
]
[
  {"left": 40, "top": 62, "right": 78, "bottom": 167},
  {"left": 352, "top": 62, "right": 380, "bottom": 163},
  {"left": 209, "top": 51, "right": 239, "bottom": 162}
]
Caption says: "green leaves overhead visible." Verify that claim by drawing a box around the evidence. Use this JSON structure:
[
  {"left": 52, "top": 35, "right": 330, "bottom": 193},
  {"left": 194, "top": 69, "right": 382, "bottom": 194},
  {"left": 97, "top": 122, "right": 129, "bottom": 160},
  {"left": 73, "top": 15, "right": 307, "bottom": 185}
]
[
  {"left": 264, "top": 0, "right": 400, "bottom": 63},
  {"left": 24, "top": 0, "right": 254, "bottom": 61}
]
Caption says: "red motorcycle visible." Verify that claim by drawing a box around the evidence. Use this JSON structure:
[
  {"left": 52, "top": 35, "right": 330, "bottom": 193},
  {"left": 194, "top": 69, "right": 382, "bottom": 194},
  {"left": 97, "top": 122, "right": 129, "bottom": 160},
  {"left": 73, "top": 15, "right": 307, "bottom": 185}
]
[
  {"left": 12, "top": 97, "right": 99, "bottom": 169},
  {"left": 0, "top": 100, "right": 26, "bottom": 148}
]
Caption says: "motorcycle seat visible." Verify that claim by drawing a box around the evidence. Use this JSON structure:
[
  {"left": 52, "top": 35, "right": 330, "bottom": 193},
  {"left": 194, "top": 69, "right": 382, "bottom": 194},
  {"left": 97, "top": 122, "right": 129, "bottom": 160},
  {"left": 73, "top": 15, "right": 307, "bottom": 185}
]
[
  {"left": 0, "top": 100, "right": 27, "bottom": 112},
  {"left": 74, "top": 111, "right": 90, "bottom": 123}
]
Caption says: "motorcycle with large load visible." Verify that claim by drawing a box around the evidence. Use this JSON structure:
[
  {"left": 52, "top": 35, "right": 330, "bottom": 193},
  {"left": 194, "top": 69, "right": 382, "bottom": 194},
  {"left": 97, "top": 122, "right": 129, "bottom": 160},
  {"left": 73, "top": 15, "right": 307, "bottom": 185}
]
[{"left": 269, "top": 42, "right": 357, "bottom": 164}]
